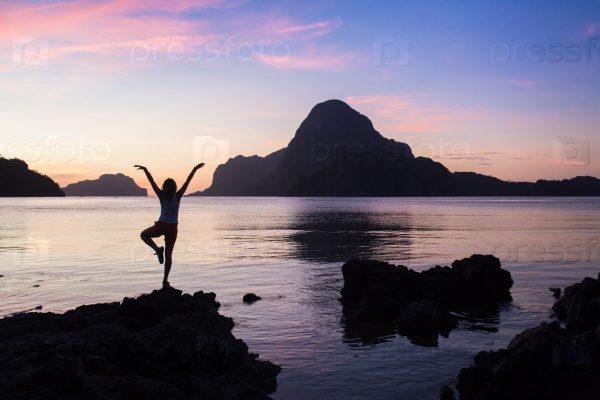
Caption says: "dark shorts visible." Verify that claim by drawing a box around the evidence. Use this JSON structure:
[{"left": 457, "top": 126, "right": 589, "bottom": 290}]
[{"left": 143, "top": 221, "right": 178, "bottom": 248}]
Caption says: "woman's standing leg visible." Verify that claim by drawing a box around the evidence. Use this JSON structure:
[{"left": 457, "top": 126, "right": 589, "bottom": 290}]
[
  {"left": 162, "top": 224, "right": 178, "bottom": 287},
  {"left": 163, "top": 244, "right": 174, "bottom": 286}
]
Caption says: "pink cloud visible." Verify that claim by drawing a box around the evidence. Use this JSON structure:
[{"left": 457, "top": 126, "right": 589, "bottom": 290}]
[
  {"left": 505, "top": 80, "right": 543, "bottom": 88},
  {"left": 257, "top": 44, "right": 365, "bottom": 71},
  {"left": 272, "top": 16, "right": 343, "bottom": 39},
  {"left": 586, "top": 22, "right": 600, "bottom": 36},
  {"left": 344, "top": 93, "right": 549, "bottom": 137},
  {"left": 345, "top": 94, "right": 450, "bottom": 134},
  {"left": 3, "top": 0, "right": 351, "bottom": 72}
]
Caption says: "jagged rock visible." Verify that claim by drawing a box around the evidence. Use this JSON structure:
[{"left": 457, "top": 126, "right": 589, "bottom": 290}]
[
  {"left": 243, "top": 293, "right": 262, "bottom": 304},
  {"left": 549, "top": 287, "right": 561, "bottom": 298},
  {"left": 450, "top": 254, "right": 513, "bottom": 302},
  {"left": 439, "top": 385, "right": 455, "bottom": 400},
  {"left": 0, "top": 287, "right": 281, "bottom": 399},
  {"left": 552, "top": 273, "right": 600, "bottom": 334},
  {"left": 339, "top": 254, "right": 512, "bottom": 337},
  {"left": 456, "top": 274, "right": 600, "bottom": 400},
  {"left": 457, "top": 321, "right": 600, "bottom": 400}
]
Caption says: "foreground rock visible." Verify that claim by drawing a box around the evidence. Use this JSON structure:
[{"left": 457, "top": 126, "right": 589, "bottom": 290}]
[
  {"left": 456, "top": 273, "right": 600, "bottom": 400},
  {"left": 552, "top": 273, "right": 600, "bottom": 334},
  {"left": 0, "top": 287, "right": 281, "bottom": 399},
  {"left": 340, "top": 254, "right": 512, "bottom": 339}
]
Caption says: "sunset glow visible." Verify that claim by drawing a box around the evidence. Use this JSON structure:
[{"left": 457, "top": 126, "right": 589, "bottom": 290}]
[{"left": 1, "top": 0, "right": 599, "bottom": 192}]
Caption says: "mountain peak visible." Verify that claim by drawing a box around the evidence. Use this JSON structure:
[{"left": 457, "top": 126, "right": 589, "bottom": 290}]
[
  {"left": 310, "top": 99, "right": 356, "bottom": 114},
  {"left": 296, "top": 99, "right": 382, "bottom": 144}
]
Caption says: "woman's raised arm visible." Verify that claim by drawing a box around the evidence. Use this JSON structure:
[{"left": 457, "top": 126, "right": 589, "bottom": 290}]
[
  {"left": 134, "top": 165, "right": 161, "bottom": 197},
  {"left": 177, "top": 163, "right": 204, "bottom": 199}
]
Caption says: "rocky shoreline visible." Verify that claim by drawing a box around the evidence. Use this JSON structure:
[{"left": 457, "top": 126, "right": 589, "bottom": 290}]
[
  {"left": 339, "top": 254, "right": 600, "bottom": 399},
  {"left": 3, "top": 256, "right": 597, "bottom": 399},
  {"left": 456, "top": 273, "right": 600, "bottom": 400},
  {"left": 0, "top": 287, "right": 281, "bottom": 399}
]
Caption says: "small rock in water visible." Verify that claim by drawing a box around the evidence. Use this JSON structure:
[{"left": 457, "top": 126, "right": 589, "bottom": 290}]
[
  {"left": 35, "top": 306, "right": 42, "bottom": 310},
  {"left": 33, "top": 285, "right": 39, "bottom": 288},
  {"left": 243, "top": 293, "right": 262, "bottom": 303},
  {"left": 549, "top": 287, "right": 561, "bottom": 298},
  {"left": 0, "top": 275, "right": 4, "bottom": 277},
  {"left": 439, "top": 385, "right": 455, "bottom": 400}
]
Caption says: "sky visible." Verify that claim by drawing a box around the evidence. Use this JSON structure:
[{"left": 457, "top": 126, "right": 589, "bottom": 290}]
[{"left": 1, "top": 0, "right": 599, "bottom": 193}]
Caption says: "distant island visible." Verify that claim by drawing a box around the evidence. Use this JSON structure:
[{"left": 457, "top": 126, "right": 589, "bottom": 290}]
[
  {"left": 0, "top": 157, "right": 64, "bottom": 197},
  {"left": 189, "top": 99, "right": 600, "bottom": 196},
  {"left": 63, "top": 173, "right": 147, "bottom": 196}
]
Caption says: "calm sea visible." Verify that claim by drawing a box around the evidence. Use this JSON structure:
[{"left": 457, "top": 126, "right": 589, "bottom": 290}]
[{"left": 1, "top": 197, "right": 599, "bottom": 399}]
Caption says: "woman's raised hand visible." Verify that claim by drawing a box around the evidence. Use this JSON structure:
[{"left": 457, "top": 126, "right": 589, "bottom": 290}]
[
  {"left": 134, "top": 165, "right": 147, "bottom": 171},
  {"left": 194, "top": 163, "right": 205, "bottom": 170}
]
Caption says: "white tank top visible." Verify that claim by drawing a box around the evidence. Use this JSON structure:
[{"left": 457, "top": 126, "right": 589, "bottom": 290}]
[{"left": 159, "top": 193, "right": 179, "bottom": 224}]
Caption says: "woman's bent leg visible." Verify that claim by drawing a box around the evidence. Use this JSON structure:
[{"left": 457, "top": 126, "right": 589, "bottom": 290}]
[
  {"left": 141, "top": 227, "right": 164, "bottom": 264},
  {"left": 141, "top": 228, "right": 160, "bottom": 252}
]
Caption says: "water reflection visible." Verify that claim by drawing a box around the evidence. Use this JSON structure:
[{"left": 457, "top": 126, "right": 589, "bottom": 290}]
[
  {"left": 202, "top": 198, "right": 507, "bottom": 349},
  {"left": 215, "top": 202, "right": 416, "bottom": 263},
  {"left": 287, "top": 209, "right": 414, "bottom": 263},
  {"left": 342, "top": 306, "right": 503, "bottom": 349}
]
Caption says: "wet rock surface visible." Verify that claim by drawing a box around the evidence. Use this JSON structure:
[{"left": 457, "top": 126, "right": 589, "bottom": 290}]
[
  {"left": 243, "top": 293, "right": 262, "bottom": 304},
  {"left": 0, "top": 287, "right": 281, "bottom": 399},
  {"left": 339, "top": 254, "right": 513, "bottom": 339},
  {"left": 456, "top": 274, "right": 600, "bottom": 400},
  {"left": 552, "top": 273, "right": 600, "bottom": 334}
]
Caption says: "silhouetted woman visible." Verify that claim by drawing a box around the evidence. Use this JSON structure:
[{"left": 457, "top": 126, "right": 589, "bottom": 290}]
[{"left": 135, "top": 163, "right": 204, "bottom": 288}]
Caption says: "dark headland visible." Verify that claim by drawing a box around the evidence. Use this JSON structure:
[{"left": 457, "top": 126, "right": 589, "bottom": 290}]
[
  {"left": 62, "top": 173, "right": 148, "bottom": 196},
  {"left": 0, "top": 157, "right": 64, "bottom": 197},
  {"left": 0, "top": 288, "right": 280, "bottom": 399},
  {"left": 189, "top": 99, "right": 600, "bottom": 197}
]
